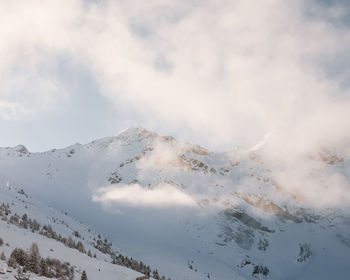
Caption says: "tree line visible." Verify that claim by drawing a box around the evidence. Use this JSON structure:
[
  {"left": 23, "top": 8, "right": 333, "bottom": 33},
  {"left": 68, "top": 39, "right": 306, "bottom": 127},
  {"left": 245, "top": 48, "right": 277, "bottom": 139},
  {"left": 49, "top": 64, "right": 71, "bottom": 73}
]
[{"left": 0, "top": 201, "right": 170, "bottom": 279}]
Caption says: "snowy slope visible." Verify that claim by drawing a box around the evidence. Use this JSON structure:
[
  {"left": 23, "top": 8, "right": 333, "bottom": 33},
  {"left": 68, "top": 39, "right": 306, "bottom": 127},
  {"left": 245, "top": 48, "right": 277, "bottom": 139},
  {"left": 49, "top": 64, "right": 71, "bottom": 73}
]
[
  {"left": 0, "top": 127, "right": 349, "bottom": 279},
  {"left": 0, "top": 184, "right": 148, "bottom": 280}
]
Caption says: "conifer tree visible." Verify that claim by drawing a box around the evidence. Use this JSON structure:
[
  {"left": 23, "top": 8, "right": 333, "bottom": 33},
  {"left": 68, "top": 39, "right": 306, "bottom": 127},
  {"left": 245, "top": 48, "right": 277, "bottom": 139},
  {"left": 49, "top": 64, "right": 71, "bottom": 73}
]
[
  {"left": 76, "top": 241, "right": 85, "bottom": 253},
  {"left": 10, "top": 248, "right": 26, "bottom": 266},
  {"left": 0, "top": 251, "right": 5, "bottom": 260},
  {"left": 81, "top": 270, "right": 88, "bottom": 280},
  {"left": 27, "top": 242, "right": 40, "bottom": 273},
  {"left": 40, "top": 259, "right": 48, "bottom": 276},
  {"left": 8, "top": 256, "right": 16, "bottom": 268},
  {"left": 65, "top": 236, "right": 75, "bottom": 248},
  {"left": 69, "top": 266, "right": 75, "bottom": 280}
]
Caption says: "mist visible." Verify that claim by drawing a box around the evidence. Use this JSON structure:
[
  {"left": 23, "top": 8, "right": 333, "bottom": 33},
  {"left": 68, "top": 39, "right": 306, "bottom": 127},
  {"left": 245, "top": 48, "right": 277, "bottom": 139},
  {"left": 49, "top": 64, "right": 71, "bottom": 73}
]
[{"left": 1, "top": 0, "right": 350, "bottom": 211}]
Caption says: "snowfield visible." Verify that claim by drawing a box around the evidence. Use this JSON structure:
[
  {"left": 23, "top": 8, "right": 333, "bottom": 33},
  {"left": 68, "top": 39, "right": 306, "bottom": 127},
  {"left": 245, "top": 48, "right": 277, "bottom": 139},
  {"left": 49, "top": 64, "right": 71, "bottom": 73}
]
[
  {"left": 0, "top": 127, "right": 349, "bottom": 279},
  {"left": 0, "top": 185, "right": 147, "bottom": 280}
]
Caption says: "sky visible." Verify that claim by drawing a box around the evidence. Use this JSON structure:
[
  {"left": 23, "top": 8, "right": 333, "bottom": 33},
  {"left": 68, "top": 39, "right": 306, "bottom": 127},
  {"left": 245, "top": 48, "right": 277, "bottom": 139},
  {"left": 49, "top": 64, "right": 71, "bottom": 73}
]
[{"left": 1, "top": 0, "right": 350, "bottom": 153}]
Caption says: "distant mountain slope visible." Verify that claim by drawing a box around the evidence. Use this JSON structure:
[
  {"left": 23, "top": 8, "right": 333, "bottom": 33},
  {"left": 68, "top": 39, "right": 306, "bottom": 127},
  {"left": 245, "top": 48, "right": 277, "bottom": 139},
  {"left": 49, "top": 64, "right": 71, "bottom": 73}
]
[{"left": 0, "top": 127, "right": 349, "bottom": 279}]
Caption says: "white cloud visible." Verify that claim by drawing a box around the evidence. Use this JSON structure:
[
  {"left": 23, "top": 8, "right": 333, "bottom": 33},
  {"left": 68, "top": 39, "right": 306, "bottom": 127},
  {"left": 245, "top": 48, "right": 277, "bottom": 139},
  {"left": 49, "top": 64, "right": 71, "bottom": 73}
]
[
  {"left": 92, "top": 183, "right": 197, "bottom": 208},
  {"left": 0, "top": 0, "right": 349, "bottom": 154},
  {"left": 0, "top": 100, "right": 29, "bottom": 120}
]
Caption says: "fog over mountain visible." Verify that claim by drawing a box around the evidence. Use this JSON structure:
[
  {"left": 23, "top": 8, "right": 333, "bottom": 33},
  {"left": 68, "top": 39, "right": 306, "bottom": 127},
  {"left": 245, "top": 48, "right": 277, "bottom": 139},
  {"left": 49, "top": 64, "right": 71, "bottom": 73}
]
[
  {"left": 0, "top": 127, "right": 349, "bottom": 279},
  {"left": 1, "top": 0, "right": 350, "bottom": 153},
  {"left": 1, "top": 0, "right": 350, "bottom": 279}
]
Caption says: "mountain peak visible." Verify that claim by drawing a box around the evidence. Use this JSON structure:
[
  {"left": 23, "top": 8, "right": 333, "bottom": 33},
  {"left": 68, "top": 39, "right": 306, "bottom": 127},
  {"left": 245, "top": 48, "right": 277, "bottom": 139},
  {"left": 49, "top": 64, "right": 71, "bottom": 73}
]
[
  {"left": 116, "top": 126, "right": 149, "bottom": 136},
  {"left": 115, "top": 127, "right": 157, "bottom": 143},
  {"left": 14, "top": 144, "right": 29, "bottom": 154},
  {"left": 0, "top": 144, "right": 30, "bottom": 155}
]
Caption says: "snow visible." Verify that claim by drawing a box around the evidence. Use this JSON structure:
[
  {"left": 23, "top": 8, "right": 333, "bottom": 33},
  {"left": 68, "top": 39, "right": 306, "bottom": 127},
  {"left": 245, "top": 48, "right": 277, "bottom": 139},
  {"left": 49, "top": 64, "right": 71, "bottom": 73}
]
[
  {"left": 0, "top": 127, "right": 349, "bottom": 279},
  {"left": 0, "top": 185, "right": 145, "bottom": 280}
]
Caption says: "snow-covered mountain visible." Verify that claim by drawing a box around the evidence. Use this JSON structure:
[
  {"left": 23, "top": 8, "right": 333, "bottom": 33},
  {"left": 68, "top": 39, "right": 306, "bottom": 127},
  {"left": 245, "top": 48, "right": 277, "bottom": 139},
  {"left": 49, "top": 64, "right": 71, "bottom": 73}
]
[
  {"left": 0, "top": 183, "right": 156, "bottom": 280},
  {"left": 0, "top": 127, "right": 349, "bottom": 280}
]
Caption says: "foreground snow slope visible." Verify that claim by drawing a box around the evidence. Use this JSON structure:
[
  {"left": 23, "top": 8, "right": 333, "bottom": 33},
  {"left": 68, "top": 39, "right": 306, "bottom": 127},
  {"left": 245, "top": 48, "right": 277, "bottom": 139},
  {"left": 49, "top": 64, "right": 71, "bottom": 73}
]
[
  {"left": 0, "top": 184, "right": 145, "bottom": 280},
  {"left": 0, "top": 127, "right": 349, "bottom": 279}
]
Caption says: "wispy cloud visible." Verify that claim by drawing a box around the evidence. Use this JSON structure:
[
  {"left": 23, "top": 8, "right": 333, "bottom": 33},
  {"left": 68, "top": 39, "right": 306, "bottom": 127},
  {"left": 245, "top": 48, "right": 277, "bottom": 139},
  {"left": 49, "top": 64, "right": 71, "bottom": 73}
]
[
  {"left": 0, "top": 100, "right": 29, "bottom": 120},
  {"left": 92, "top": 183, "right": 197, "bottom": 208}
]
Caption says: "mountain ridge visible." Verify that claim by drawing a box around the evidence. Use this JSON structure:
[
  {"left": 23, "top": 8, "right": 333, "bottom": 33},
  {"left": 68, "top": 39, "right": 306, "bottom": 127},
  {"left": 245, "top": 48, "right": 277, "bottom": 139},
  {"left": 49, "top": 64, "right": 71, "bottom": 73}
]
[{"left": 0, "top": 127, "right": 349, "bottom": 279}]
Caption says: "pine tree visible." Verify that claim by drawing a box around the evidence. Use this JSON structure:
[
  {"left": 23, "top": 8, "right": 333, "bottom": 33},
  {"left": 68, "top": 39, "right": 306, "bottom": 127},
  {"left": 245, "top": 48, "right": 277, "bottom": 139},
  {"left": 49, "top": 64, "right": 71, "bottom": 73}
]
[
  {"left": 10, "top": 248, "right": 26, "bottom": 266},
  {"left": 31, "top": 219, "right": 40, "bottom": 231},
  {"left": 0, "top": 251, "right": 5, "bottom": 260},
  {"left": 69, "top": 266, "right": 75, "bottom": 280},
  {"left": 8, "top": 256, "right": 16, "bottom": 268},
  {"left": 40, "top": 259, "right": 48, "bottom": 276},
  {"left": 153, "top": 269, "right": 160, "bottom": 280},
  {"left": 27, "top": 242, "right": 40, "bottom": 273},
  {"left": 76, "top": 241, "right": 85, "bottom": 253},
  {"left": 65, "top": 236, "right": 75, "bottom": 248},
  {"left": 81, "top": 270, "right": 88, "bottom": 280},
  {"left": 87, "top": 250, "right": 92, "bottom": 257}
]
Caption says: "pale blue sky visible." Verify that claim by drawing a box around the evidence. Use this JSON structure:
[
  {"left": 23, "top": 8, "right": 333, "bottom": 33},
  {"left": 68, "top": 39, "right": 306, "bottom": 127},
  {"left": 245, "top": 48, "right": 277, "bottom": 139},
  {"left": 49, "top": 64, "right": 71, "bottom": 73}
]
[{"left": 0, "top": 57, "right": 131, "bottom": 151}]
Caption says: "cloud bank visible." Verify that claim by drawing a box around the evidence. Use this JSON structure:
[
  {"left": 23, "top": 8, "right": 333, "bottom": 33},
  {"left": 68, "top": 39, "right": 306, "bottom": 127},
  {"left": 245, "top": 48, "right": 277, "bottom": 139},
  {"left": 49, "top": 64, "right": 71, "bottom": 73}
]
[
  {"left": 92, "top": 184, "right": 197, "bottom": 208},
  {"left": 0, "top": 0, "right": 350, "bottom": 158}
]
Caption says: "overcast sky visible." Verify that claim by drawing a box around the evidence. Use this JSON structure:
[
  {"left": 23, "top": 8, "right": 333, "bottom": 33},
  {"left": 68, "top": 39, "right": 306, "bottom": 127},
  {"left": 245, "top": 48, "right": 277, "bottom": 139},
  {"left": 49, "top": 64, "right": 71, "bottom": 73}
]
[{"left": 1, "top": 0, "right": 350, "bottom": 152}]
